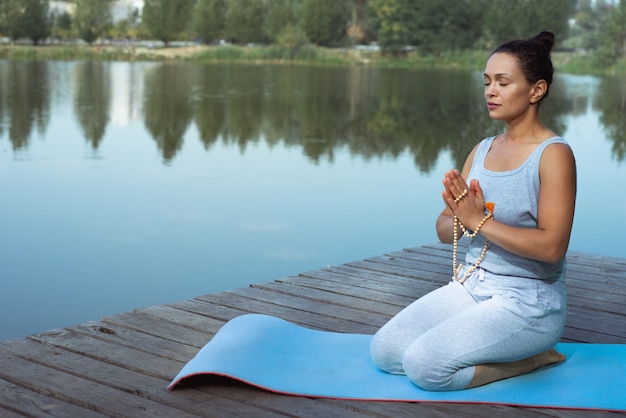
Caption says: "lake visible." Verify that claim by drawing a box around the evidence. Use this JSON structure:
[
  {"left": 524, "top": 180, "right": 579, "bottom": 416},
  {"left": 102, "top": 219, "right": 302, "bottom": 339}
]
[{"left": 0, "top": 60, "right": 624, "bottom": 340}]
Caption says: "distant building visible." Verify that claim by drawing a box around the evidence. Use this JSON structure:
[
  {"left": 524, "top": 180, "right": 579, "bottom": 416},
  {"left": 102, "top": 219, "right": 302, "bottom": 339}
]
[
  {"left": 112, "top": 0, "right": 144, "bottom": 23},
  {"left": 49, "top": 1, "right": 72, "bottom": 16},
  {"left": 49, "top": 0, "right": 144, "bottom": 23}
]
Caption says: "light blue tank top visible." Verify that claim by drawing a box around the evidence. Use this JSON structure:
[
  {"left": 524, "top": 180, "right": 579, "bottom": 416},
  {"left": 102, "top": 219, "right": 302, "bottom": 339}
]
[{"left": 464, "top": 136, "right": 569, "bottom": 280}]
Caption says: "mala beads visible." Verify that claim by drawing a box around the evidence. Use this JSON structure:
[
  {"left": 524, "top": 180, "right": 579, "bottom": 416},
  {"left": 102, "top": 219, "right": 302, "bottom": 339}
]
[
  {"left": 454, "top": 189, "right": 468, "bottom": 203},
  {"left": 453, "top": 202, "right": 495, "bottom": 284}
]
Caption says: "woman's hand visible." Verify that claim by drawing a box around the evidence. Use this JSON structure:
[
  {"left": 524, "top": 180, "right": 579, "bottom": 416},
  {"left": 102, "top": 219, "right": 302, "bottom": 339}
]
[{"left": 442, "top": 169, "right": 486, "bottom": 231}]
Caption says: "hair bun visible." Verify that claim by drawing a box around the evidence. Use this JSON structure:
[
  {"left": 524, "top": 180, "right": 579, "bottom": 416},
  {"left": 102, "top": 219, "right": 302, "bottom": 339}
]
[{"left": 532, "top": 31, "right": 555, "bottom": 52}]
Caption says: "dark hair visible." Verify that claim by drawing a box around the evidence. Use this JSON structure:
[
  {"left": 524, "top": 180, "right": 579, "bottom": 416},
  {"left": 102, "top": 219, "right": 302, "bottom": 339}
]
[{"left": 491, "top": 31, "right": 555, "bottom": 101}]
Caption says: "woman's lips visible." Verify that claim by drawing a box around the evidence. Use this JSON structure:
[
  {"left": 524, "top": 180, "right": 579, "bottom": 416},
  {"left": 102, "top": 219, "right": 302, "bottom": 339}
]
[{"left": 487, "top": 102, "right": 500, "bottom": 110}]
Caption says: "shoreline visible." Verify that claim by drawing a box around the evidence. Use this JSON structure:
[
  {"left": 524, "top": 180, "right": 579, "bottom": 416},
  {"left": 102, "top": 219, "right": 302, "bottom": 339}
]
[{"left": 1, "top": 43, "right": 624, "bottom": 75}]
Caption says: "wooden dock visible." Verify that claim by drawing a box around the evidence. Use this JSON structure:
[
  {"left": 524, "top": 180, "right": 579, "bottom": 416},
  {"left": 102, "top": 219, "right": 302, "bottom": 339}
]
[{"left": 1, "top": 243, "right": 624, "bottom": 417}]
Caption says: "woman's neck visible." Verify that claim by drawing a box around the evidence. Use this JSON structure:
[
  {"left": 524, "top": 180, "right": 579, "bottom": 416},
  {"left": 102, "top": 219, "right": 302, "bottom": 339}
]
[{"left": 504, "top": 113, "right": 552, "bottom": 144}]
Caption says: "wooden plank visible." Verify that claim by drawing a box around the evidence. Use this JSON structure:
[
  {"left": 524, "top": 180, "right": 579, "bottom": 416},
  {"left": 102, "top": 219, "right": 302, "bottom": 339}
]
[
  {"left": 227, "top": 285, "right": 390, "bottom": 329},
  {"left": 301, "top": 265, "right": 441, "bottom": 298},
  {"left": 167, "top": 297, "right": 248, "bottom": 323},
  {"left": 30, "top": 329, "right": 363, "bottom": 418},
  {"left": 27, "top": 328, "right": 182, "bottom": 381},
  {"left": 0, "top": 351, "right": 197, "bottom": 418},
  {"left": 0, "top": 339, "right": 289, "bottom": 418},
  {"left": 252, "top": 280, "right": 402, "bottom": 317},
  {"left": 0, "top": 245, "right": 624, "bottom": 417},
  {"left": 34, "top": 330, "right": 385, "bottom": 418},
  {"left": 68, "top": 320, "right": 201, "bottom": 358},
  {"left": 193, "top": 291, "right": 380, "bottom": 334},
  {"left": 0, "top": 407, "right": 29, "bottom": 418},
  {"left": 133, "top": 304, "right": 226, "bottom": 334},
  {"left": 280, "top": 272, "right": 418, "bottom": 307},
  {"left": 0, "top": 377, "right": 107, "bottom": 418}
]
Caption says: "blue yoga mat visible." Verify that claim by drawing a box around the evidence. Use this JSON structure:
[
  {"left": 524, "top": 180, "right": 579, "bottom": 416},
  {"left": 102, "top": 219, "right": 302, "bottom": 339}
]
[{"left": 168, "top": 314, "right": 626, "bottom": 412}]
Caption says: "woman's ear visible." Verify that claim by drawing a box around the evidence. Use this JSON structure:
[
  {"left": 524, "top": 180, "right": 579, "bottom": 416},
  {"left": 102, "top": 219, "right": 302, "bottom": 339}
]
[{"left": 530, "top": 80, "right": 548, "bottom": 104}]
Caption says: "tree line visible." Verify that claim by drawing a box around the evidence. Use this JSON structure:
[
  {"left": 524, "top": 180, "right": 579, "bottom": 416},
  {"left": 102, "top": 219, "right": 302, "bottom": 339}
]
[
  {"left": 0, "top": 0, "right": 624, "bottom": 64},
  {"left": 2, "top": 61, "right": 625, "bottom": 165}
]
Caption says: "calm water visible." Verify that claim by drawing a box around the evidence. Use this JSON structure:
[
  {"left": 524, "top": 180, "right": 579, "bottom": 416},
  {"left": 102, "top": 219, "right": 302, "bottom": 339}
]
[{"left": 1, "top": 61, "right": 624, "bottom": 340}]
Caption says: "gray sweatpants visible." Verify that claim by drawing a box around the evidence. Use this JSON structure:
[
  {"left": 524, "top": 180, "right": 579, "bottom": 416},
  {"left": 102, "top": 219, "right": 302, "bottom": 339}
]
[{"left": 370, "top": 267, "right": 567, "bottom": 391}]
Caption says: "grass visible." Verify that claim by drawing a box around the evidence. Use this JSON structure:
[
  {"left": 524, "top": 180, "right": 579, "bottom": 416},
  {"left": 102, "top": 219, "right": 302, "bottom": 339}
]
[
  {"left": 0, "top": 43, "right": 624, "bottom": 75},
  {"left": 554, "top": 52, "right": 626, "bottom": 75}
]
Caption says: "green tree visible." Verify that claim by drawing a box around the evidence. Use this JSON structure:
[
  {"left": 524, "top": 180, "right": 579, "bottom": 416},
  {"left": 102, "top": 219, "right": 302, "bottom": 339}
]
[
  {"left": 109, "top": 4, "right": 141, "bottom": 39},
  {"left": 596, "top": 0, "right": 626, "bottom": 64},
  {"left": 142, "top": 0, "right": 194, "bottom": 46},
  {"left": 264, "top": 0, "right": 302, "bottom": 42},
  {"left": 51, "top": 10, "right": 73, "bottom": 40},
  {"left": 575, "top": 0, "right": 595, "bottom": 31},
  {"left": 482, "top": 0, "right": 572, "bottom": 48},
  {"left": 193, "top": 0, "right": 227, "bottom": 44},
  {"left": 368, "top": 0, "right": 416, "bottom": 52},
  {"left": 410, "top": 0, "right": 483, "bottom": 52},
  {"left": 300, "top": 0, "right": 350, "bottom": 46},
  {"left": 568, "top": 0, "right": 600, "bottom": 50},
  {"left": 347, "top": 0, "right": 372, "bottom": 44},
  {"left": 225, "top": 0, "right": 267, "bottom": 44},
  {"left": 73, "top": 0, "right": 114, "bottom": 45},
  {"left": 0, "top": 0, "right": 50, "bottom": 45}
]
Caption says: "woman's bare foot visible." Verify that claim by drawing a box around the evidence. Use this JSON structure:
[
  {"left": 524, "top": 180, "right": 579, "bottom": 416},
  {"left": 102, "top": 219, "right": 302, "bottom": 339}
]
[
  {"left": 532, "top": 348, "right": 566, "bottom": 369},
  {"left": 468, "top": 349, "right": 566, "bottom": 388}
]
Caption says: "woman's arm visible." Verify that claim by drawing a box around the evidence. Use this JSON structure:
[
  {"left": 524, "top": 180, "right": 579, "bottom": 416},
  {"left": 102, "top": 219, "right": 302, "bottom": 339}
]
[
  {"left": 436, "top": 144, "right": 479, "bottom": 243},
  {"left": 440, "top": 143, "right": 577, "bottom": 263}
]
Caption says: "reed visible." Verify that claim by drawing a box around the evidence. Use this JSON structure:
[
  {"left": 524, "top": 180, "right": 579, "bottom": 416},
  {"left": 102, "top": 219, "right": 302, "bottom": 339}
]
[
  {"left": 0, "top": 44, "right": 624, "bottom": 75},
  {"left": 556, "top": 53, "right": 626, "bottom": 75}
]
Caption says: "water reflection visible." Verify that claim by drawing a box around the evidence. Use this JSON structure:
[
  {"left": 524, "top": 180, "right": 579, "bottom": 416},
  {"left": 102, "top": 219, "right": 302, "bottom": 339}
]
[
  {"left": 1, "top": 61, "right": 51, "bottom": 153},
  {"left": 595, "top": 76, "right": 626, "bottom": 161},
  {"left": 74, "top": 62, "right": 111, "bottom": 150},
  {"left": 144, "top": 64, "right": 194, "bottom": 161},
  {"left": 1, "top": 60, "right": 625, "bottom": 340},
  {"left": 1, "top": 61, "right": 625, "bottom": 167}
]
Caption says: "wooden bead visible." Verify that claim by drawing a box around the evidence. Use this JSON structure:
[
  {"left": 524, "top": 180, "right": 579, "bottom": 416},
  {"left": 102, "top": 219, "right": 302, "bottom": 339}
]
[{"left": 453, "top": 206, "right": 493, "bottom": 284}]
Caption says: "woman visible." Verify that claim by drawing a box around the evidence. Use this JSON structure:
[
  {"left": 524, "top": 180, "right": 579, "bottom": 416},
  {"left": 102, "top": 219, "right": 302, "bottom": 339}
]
[{"left": 370, "top": 31, "right": 577, "bottom": 391}]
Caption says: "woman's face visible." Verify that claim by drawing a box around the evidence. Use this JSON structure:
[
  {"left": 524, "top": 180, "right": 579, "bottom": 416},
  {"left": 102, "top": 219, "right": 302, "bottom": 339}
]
[{"left": 483, "top": 52, "right": 536, "bottom": 121}]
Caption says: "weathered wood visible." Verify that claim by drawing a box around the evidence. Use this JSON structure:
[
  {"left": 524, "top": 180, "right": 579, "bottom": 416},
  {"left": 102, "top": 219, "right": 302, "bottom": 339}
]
[
  {"left": 0, "top": 244, "right": 624, "bottom": 417},
  {"left": 0, "top": 377, "right": 107, "bottom": 418},
  {"left": 0, "top": 351, "right": 196, "bottom": 417}
]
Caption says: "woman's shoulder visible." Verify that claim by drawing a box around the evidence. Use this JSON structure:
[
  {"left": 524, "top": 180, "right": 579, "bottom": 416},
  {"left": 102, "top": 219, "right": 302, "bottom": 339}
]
[
  {"left": 532, "top": 133, "right": 572, "bottom": 159},
  {"left": 539, "top": 137, "right": 576, "bottom": 177},
  {"left": 540, "top": 136, "right": 573, "bottom": 156}
]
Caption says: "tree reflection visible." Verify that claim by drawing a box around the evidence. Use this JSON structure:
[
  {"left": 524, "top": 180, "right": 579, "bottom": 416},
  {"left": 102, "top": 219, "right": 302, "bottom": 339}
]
[
  {"left": 192, "top": 65, "right": 228, "bottom": 150},
  {"left": 0, "top": 64, "right": 5, "bottom": 140},
  {"left": 258, "top": 65, "right": 307, "bottom": 150},
  {"left": 222, "top": 65, "right": 265, "bottom": 153},
  {"left": 0, "top": 61, "right": 617, "bottom": 167},
  {"left": 143, "top": 63, "right": 194, "bottom": 163},
  {"left": 74, "top": 62, "right": 111, "bottom": 150},
  {"left": 594, "top": 76, "right": 626, "bottom": 162},
  {"left": 295, "top": 67, "right": 350, "bottom": 163},
  {"left": 1, "top": 61, "right": 50, "bottom": 152},
  {"left": 365, "top": 68, "right": 500, "bottom": 172}
]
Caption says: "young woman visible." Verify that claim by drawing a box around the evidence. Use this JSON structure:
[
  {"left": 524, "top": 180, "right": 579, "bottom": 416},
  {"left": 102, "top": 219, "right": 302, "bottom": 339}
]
[{"left": 370, "top": 31, "right": 577, "bottom": 391}]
